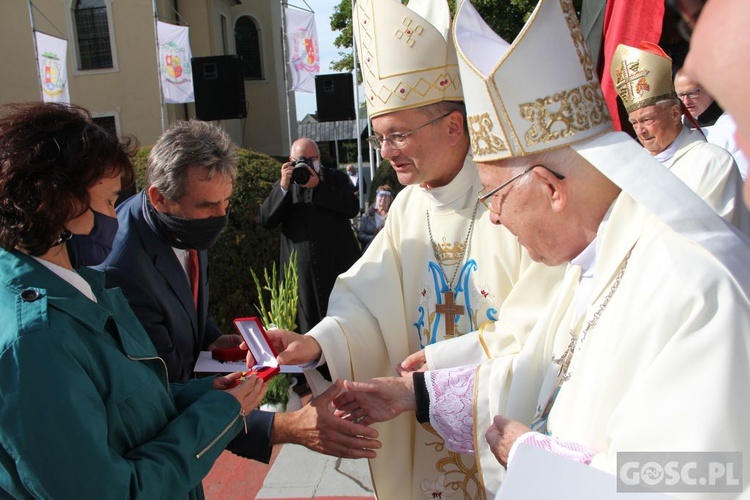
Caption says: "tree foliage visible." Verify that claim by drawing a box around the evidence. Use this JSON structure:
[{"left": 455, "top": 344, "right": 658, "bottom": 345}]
[{"left": 329, "top": 0, "right": 582, "bottom": 72}]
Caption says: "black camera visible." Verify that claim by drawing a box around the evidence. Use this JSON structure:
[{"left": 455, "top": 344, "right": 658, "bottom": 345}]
[{"left": 291, "top": 157, "right": 315, "bottom": 185}]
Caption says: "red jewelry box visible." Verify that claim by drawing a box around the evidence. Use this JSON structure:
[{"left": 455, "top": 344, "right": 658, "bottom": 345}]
[
  {"left": 232, "top": 317, "right": 280, "bottom": 382},
  {"left": 211, "top": 346, "right": 246, "bottom": 362}
]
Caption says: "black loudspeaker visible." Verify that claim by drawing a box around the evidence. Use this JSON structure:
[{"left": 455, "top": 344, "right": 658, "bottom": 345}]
[
  {"left": 191, "top": 55, "right": 247, "bottom": 121},
  {"left": 315, "top": 73, "right": 355, "bottom": 122}
]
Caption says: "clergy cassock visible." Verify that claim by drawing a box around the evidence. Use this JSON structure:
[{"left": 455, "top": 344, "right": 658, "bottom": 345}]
[{"left": 308, "top": 158, "right": 564, "bottom": 500}]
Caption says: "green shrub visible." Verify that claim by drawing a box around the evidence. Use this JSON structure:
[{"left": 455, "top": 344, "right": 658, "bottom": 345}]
[{"left": 131, "top": 147, "right": 283, "bottom": 333}]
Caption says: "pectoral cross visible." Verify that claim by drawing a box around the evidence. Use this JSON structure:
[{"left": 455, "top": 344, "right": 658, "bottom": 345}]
[{"left": 436, "top": 290, "right": 465, "bottom": 338}]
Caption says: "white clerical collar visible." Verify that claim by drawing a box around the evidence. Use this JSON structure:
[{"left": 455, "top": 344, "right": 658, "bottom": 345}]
[
  {"left": 32, "top": 256, "right": 97, "bottom": 303},
  {"left": 420, "top": 156, "right": 476, "bottom": 209},
  {"left": 569, "top": 202, "right": 615, "bottom": 319},
  {"left": 653, "top": 126, "right": 688, "bottom": 164}
]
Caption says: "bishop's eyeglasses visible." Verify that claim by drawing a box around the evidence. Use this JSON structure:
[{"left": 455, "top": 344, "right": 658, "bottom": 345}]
[
  {"left": 478, "top": 165, "right": 565, "bottom": 215},
  {"left": 366, "top": 111, "right": 453, "bottom": 150}
]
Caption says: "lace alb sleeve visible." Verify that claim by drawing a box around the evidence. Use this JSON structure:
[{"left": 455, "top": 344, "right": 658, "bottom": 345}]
[{"left": 425, "top": 365, "right": 476, "bottom": 453}]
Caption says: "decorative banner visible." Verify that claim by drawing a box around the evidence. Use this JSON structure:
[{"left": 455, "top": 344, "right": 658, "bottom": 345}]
[
  {"left": 156, "top": 21, "right": 194, "bottom": 103},
  {"left": 35, "top": 31, "right": 69, "bottom": 104},
  {"left": 285, "top": 8, "right": 320, "bottom": 93}
]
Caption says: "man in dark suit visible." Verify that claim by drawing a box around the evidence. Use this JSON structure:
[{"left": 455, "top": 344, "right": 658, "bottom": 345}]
[
  {"left": 99, "top": 120, "right": 240, "bottom": 384},
  {"left": 99, "top": 121, "right": 381, "bottom": 462},
  {"left": 259, "top": 138, "right": 361, "bottom": 333}
]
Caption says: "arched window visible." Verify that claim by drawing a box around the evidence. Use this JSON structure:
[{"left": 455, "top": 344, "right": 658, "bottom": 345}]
[
  {"left": 74, "top": 0, "right": 113, "bottom": 70},
  {"left": 235, "top": 16, "right": 263, "bottom": 80}
]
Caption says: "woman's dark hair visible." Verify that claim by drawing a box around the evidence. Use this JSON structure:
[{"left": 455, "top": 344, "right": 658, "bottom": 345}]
[{"left": 0, "top": 103, "right": 136, "bottom": 255}]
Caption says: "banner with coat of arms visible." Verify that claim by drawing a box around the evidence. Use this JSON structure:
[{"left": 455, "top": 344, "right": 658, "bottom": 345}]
[
  {"left": 285, "top": 8, "right": 320, "bottom": 93},
  {"left": 156, "top": 21, "right": 194, "bottom": 103},
  {"left": 35, "top": 31, "right": 69, "bottom": 104}
]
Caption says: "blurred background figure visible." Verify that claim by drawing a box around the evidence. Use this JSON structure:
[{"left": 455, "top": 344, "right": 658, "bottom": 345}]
[
  {"left": 674, "top": 68, "right": 748, "bottom": 179},
  {"left": 357, "top": 184, "right": 394, "bottom": 252},
  {"left": 259, "top": 137, "right": 360, "bottom": 334}
]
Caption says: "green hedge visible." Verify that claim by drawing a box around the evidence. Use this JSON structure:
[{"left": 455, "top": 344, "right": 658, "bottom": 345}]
[{"left": 131, "top": 147, "right": 283, "bottom": 333}]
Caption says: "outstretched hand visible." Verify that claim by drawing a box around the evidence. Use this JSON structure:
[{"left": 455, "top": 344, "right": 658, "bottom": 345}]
[
  {"left": 396, "top": 349, "right": 428, "bottom": 376},
  {"left": 332, "top": 377, "right": 417, "bottom": 425},
  {"left": 271, "top": 379, "right": 382, "bottom": 459}
]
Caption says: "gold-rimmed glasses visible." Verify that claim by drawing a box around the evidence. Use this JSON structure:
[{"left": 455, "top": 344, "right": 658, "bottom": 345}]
[
  {"left": 478, "top": 165, "right": 565, "bottom": 215},
  {"left": 366, "top": 111, "right": 453, "bottom": 150}
]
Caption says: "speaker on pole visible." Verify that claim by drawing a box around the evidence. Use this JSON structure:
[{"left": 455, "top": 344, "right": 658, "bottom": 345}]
[
  {"left": 191, "top": 55, "right": 247, "bottom": 121},
  {"left": 315, "top": 73, "right": 355, "bottom": 122}
]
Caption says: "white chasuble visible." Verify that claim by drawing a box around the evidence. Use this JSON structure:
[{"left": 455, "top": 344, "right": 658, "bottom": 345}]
[
  {"left": 473, "top": 193, "right": 750, "bottom": 499},
  {"left": 308, "top": 157, "right": 565, "bottom": 500}
]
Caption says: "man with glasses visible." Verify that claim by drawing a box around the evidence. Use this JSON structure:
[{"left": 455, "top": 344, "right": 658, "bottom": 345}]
[
  {"left": 610, "top": 42, "right": 747, "bottom": 230},
  {"left": 259, "top": 137, "right": 361, "bottom": 334},
  {"left": 261, "top": 0, "right": 563, "bottom": 497},
  {"left": 683, "top": 2, "right": 750, "bottom": 212},
  {"left": 332, "top": 1, "right": 750, "bottom": 496},
  {"left": 674, "top": 68, "right": 748, "bottom": 180}
]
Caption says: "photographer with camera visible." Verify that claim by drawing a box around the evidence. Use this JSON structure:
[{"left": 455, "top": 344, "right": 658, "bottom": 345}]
[{"left": 259, "top": 138, "right": 361, "bottom": 333}]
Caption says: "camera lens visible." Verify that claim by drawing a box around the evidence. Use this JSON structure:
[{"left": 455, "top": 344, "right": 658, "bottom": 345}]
[{"left": 292, "top": 165, "right": 312, "bottom": 184}]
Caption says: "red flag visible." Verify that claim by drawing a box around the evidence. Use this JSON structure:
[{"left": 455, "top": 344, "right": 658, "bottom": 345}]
[{"left": 600, "top": 0, "right": 664, "bottom": 130}]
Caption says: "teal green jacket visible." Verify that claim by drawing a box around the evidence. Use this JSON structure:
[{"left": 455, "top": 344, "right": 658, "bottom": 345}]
[{"left": 0, "top": 248, "right": 245, "bottom": 499}]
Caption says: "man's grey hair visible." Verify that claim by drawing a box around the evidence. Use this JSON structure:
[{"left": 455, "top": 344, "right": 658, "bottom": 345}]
[
  {"left": 147, "top": 120, "right": 238, "bottom": 201},
  {"left": 418, "top": 101, "right": 468, "bottom": 131}
]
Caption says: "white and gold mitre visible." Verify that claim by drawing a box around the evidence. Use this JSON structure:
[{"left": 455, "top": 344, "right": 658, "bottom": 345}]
[
  {"left": 353, "top": 0, "right": 462, "bottom": 118},
  {"left": 453, "top": 0, "right": 611, "bottom": 163},
  {"left": 610, "top": 42, "right": 677, "bottom": 114}
]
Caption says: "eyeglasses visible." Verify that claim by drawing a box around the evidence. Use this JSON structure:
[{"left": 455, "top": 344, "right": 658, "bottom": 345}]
[
  {"left": 677, "top": 87, "right": 702, "bottom": 101},
  {"left": 666, "top": 0, "right": 705, "bottom": 41},
  {"left": 367, "top": 111, "right": 453, "bottom": 150},
  {"left": 478, "top": 165, "right": 565, "bottom": 215}
]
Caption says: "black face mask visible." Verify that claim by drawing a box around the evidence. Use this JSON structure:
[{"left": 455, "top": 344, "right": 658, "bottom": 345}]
[
  {"left": 143, "top": 193, "right": 229, "bottom": 250},
  {"left": 67, "top": 210, "right": 119, "bottom": 269}
]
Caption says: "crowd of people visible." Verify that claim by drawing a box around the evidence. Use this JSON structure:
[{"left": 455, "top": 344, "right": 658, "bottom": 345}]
[{"left": 2, "top": 0, "right": 750, "bottom": 498}]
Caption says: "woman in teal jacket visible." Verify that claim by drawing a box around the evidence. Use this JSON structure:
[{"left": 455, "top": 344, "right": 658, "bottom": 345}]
[{"left": 0, "top": 103, "right": 265, "bottom": 499}]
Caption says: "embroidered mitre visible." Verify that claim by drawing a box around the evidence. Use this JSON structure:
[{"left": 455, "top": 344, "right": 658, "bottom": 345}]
[
  {"left": 453, "top": 0, "right": 612, "bottom": 162},
  {"left": 353, "top": 0, "right": 462, "bottom": 118},
  {"left": 610, "top": 42, "right": 677, "bottom": 114}
]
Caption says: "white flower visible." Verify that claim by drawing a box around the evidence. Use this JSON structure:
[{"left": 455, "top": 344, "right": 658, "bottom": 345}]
[
  {"left": 473, "top": 283, "right": 493, "bottom": 305},
  {"left": 418, "top": 285, "right": 432, "bottom": 305},
  {"left": 420, "top": 474, "right": 454, "bottom": 498}
]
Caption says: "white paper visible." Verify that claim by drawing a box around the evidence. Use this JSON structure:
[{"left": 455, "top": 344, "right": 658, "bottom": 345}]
[{"left": 193, "top": 351, "right": 304, "bottom": 374}]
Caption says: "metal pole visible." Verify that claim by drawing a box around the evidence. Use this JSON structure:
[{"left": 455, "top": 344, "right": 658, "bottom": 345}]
[
  {"left": 152, "top": 0, "right": 167, "bottom": 133},
  {"left": 280, "top": 0, "right": 294, "bottom": 152},
  {"left": 352, "top": 0, "right": 364, "bottom": 211},
  {"left": 28, "top": 1, "right": 44, "bottom": 101}
]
